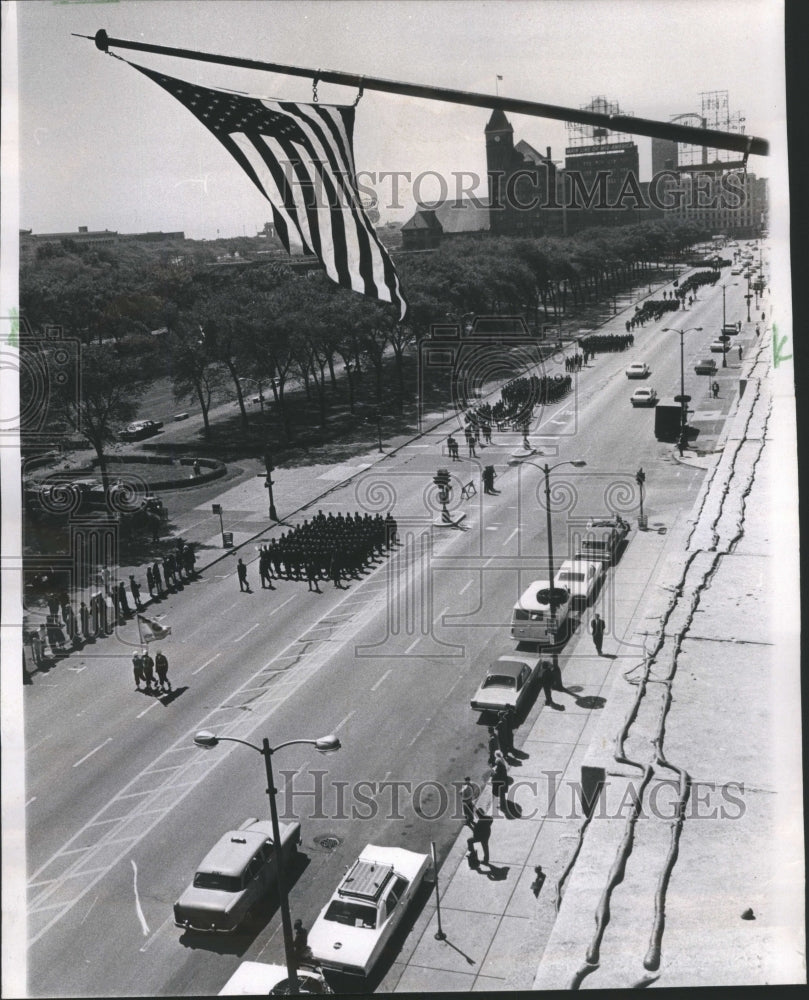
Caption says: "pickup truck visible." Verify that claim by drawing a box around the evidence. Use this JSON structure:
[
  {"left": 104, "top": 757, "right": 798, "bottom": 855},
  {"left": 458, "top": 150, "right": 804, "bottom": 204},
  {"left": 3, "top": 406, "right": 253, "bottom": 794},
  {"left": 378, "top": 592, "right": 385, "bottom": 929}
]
[{"left": 574, "top": 516, "right": 630, "bottom": 567}]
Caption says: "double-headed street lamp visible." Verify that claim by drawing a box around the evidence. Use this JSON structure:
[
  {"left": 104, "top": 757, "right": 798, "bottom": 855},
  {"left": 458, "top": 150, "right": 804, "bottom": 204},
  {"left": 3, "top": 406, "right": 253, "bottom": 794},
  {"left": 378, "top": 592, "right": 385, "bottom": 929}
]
[
  {"left": 524, "top": 459, "right": 586, "bottom": 616},
  {"left": 193, "top": 730, "right": 341, "bottom": 995},
  {"left": 663, "top": 326, "right": 702, "bottom": 455}
]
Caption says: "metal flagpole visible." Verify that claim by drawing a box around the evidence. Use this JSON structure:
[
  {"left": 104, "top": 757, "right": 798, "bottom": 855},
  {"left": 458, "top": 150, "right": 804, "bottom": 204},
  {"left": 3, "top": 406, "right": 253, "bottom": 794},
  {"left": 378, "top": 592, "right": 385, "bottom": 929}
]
[{"left": 76, "top": 30, "right": 769, "bottom": 157}]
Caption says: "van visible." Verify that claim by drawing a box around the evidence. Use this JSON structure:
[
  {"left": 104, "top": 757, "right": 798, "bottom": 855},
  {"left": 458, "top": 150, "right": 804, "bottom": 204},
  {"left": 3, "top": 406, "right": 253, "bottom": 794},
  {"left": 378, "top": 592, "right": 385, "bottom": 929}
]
[{"left": 511, "top": 580, "right": 572, "bottom": 645}]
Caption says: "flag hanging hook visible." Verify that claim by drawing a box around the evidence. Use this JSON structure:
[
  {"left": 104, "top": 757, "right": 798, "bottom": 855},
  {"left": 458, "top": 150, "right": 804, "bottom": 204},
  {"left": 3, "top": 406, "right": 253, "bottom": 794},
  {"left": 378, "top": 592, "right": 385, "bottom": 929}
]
[
  {"left": 353, "top": 79, "right": 365, "bottom": 107},
  {"left": 312, "top": 71, "right": 320, "bottom": 103}
]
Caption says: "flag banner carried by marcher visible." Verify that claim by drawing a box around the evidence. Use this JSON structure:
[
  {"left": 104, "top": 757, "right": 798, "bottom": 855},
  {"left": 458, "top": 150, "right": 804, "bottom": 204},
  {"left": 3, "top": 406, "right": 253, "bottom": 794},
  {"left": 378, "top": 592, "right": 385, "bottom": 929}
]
[
  {"left": 137, "top": 613, "right": 171, "bottom": 642},
  {"left": 127, "top": 60, "right": 407, "bottom": 320}
]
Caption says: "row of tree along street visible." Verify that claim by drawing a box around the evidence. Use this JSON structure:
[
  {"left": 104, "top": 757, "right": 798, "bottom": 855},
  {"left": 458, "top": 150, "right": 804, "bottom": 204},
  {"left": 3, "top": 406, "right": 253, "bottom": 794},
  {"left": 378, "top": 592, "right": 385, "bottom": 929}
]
[{"left": 20, "top": 218, "right": 713, "bottom": 485}]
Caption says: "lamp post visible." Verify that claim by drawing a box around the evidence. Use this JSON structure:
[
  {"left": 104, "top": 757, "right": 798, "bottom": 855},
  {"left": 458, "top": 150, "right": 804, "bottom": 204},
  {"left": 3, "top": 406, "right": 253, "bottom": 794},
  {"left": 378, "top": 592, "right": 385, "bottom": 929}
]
[
  {"left": 720, "top": 284, "right": 728, "bottom": 368},
  {"left": 263, "top": 449, "right": 279, "bottom": 522},
  {"left": 745, "top": 274, "right": 752, "bottom": 322},
  {"left": 663, "top": 326, "right": 702, "bottom": 455},
  {"left": 523, "top": 459, "right": 586, "bottom": 616},
  {"left": 193, "top": 730, "right": 341, "bottom": 995}
]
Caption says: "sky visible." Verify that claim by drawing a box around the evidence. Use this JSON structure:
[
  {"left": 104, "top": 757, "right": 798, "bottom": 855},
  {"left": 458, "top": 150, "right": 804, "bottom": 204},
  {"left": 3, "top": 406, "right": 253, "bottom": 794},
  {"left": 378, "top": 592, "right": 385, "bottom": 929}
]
[{"left": 11, "top": 0, "right": 786, "bottom": 241}]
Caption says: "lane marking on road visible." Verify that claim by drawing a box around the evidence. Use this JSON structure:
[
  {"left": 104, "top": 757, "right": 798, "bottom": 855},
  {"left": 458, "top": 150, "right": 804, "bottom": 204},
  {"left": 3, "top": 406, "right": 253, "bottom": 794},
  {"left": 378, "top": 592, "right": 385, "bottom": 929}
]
[
  {"left": 485, "top": 526, "right": 499, "bottom": 531},
  {"left": 405, "top": 637, "right": 420, "bottom": 654},
  {"left": 269, "top": 595, "right": 296, "bottom": 616},
  {"left": 408, "top": 719, "right": 431, "bottom": 747},
  {"left": 433, "top": 605, "right": 449, "bottom": 626},
  {"left": 334, "top": 710, "right": 355, "bottom": 733},
  {"left": 26, "top": 733, "right": 52, "bottom": 753},
  {"left": 484, "top": 557, "right": 495, "bottom": 567},
  {"left": 234, "top": 622, "right": 261, "bottom": 643},
  {"left": 192, "top": 652, "right": 222, "bottom": 675},
  {"left": 459, "top": 580, "right": 473, "bottom": 595},
  {"left": 502, "top": 528, "right": 519, "bottom": 546},
  {"left": 68, "top": 665, "right": 87, "bottom": 673},
  {"left": 136, "top": 701, "right": 160, "bottom": 719},
  {"left": 131, "top": 860, "right": 150, "bottom": 936},
  {"left": 139, "top": 914, "right": 175, "bottom": 953},
  {"left": 26, "top": 796, "right": 36, "bottom": 807},
  {"left": 72, "top": 738, "right": 112, "bottom": 768},
  {"left": 371, "top": 669, "right": 392, "bottom": 692},
  {"left": 223, "top": 600, "right": 241, "bottom": 614},
  {"left": 80, "top": 894, "right": 98, "bottom": 925}
]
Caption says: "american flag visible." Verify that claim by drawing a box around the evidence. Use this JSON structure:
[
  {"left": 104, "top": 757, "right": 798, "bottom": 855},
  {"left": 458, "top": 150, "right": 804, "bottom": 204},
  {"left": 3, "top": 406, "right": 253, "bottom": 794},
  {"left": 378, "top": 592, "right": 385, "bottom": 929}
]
[{"left": 130, "top": 62, "right": 407, "bottom": 320}]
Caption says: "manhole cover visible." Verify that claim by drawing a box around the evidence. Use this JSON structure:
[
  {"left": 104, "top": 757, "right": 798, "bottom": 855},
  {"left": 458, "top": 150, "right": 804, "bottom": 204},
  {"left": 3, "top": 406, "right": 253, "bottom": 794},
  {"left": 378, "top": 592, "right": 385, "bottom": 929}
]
[{"left": 314, "top": 834, "right": 342, "bottom": 851}]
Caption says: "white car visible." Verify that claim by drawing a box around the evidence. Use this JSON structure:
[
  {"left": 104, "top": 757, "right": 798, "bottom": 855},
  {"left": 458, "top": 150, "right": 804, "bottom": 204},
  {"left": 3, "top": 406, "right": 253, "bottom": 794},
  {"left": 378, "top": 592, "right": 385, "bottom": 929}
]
[
  {"left": 554, "top": 559, "right": 602, "bottom": 606},
  {"left": 470, "top": 654, "right": 542, "bottom": 714},
  {"left": 219, "top": 962, "right": 332, "bottom": 995},
  {"left": 309, "top": 845, "right": 430, "bottom": 978},
  {"left": 630, "top": 387, "right": 658, "bottom": 407},
  {"left": 709, "top": 340, "right": 729, "bottom": 354},
  {"left": 625, "top": 362, "right": 650, "bottom": 379}
]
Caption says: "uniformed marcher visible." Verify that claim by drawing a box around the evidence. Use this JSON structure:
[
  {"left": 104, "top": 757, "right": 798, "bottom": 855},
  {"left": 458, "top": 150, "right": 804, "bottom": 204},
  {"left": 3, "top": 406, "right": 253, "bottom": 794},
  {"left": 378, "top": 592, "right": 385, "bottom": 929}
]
[
  {"left": 141, "top": 649, "right": 156, "bottom": 690},
  {"left": 133, "top": 650, "right": 145, "bottom": 690},
  {"left": 155, "top": 650, "right": 170, "bottom": 691}
]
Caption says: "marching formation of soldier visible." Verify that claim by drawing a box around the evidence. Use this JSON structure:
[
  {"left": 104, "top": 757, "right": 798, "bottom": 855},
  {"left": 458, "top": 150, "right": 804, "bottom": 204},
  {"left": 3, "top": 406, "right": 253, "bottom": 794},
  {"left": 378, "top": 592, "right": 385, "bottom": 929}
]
[{"left": 251, "top": 510, "right": 398, "bottom": 593}]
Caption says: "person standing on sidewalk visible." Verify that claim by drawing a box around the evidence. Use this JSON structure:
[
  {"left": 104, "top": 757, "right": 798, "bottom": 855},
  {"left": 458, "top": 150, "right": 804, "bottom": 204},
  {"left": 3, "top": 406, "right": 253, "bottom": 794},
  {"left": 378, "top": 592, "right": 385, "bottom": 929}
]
[
  {"left": 129, "top": 575, "right": 143, "bottom": 610},
  {"left": 468, "top": 807, "right": 493, "bottom": 865},
  {"left": 496, "top": 708, "right": 514, "bottom": 756},
  {"left": 146, "top": 566, "right": 155, "bottom": 598},
  {"left": 237, "top": 558, "right": 251, "bottom": 593},
  {"left": 460, "top": 777, "right": 477, "bottom": 826},
  {"left": 590, "top": 613, "right": 606, "bottom": 655},
  {"left": 491, "top": 751, "right": 509, "bottom": 813},
  {"left": 79, "top": 600, "right": 91, "bottom": 640},
  {"left": 487, "top": 726, "right": 500, "bottom": 766},
  {"left": 152, "top": 560, "right": 164, "bottom": 597}
]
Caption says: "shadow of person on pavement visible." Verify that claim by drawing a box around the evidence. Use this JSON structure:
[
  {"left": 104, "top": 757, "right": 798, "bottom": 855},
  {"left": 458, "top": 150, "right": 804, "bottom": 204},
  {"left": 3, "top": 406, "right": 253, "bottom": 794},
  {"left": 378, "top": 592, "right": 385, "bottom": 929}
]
[{"left": 481, "top": 864, "right": 509, "bottom": 881}]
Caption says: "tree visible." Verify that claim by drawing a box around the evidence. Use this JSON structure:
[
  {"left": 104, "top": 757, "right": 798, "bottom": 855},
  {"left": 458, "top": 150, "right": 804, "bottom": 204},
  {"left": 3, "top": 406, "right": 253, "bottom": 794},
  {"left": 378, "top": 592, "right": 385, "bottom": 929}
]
[{"left": 58, "top": 345, "right": 147, "bottom": 490}]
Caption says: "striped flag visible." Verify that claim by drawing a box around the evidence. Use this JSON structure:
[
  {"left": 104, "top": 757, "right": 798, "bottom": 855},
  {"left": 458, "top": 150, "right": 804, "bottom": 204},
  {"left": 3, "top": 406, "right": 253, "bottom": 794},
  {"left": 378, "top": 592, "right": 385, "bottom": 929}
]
[
  {"left": 129, "top": 61, "right": 407, "bottom": 320},
  {"left": 137, "top": 613, "right": 172, "bottom": 643}
]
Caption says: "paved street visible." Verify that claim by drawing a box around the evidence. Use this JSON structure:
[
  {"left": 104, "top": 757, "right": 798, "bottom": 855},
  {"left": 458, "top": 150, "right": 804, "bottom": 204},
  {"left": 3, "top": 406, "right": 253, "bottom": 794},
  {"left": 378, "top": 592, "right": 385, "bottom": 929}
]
[{"left": 23, "top": 276, "right": 767, "bottom": 996}]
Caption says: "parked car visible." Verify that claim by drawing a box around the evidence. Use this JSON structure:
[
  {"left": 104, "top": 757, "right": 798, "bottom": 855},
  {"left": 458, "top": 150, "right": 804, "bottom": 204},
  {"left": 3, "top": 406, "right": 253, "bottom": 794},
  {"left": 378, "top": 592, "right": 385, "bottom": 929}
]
[
  {"left": 574, "top": 516, "right": 630, "bottom": 566},
  {"left": 173, "top": 817, "right": 301, "bottom": 933},
  {"left": 630, "top": 387, "right": 658, "bottom": 407},
  {"left": 510, "top": 580, "right": 572, "bottom": 646},
  {"left": 308, "top": 845, "right": 430, "bottom": 977},
  {"left": 554, "top": 559, "right": 603, "bottom": 607},
  {"left": 218, "top": 962, "right": 332, "bottom": 995},
  {"left": 625, "top": 362, "right": 650, "bottom": 379},
  {"left": 709, "top": 340, "right": 730, "bottom": 353},
  {"left": 470, "top": 654, "right": 544, "bottom": 714},
  {"left": 694, "top": 357, "right": 718, "bottom": 375},
  {"left": 120, "top": 419, "right": 163, "bottom": 442}
]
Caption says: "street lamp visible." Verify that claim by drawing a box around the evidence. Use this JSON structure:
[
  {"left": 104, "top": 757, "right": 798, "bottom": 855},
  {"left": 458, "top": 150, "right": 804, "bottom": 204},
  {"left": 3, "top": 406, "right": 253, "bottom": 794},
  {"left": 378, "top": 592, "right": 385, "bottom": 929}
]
[
  {"left": 663, "top": 326, "right": 702, "bottom": 455},
  {"left": 523, "top": 459, "right": 586, "bottom": 616},
  {"left": 193, "top": 730, "right": 341, "bottom": 995}
]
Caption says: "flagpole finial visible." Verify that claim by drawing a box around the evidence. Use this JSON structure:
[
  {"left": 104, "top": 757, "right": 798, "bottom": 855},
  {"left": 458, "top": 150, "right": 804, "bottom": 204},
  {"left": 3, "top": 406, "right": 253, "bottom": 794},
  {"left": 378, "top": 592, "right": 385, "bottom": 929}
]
[{"left": 95, "top": 29, "right": 110, "bottom": 52}]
